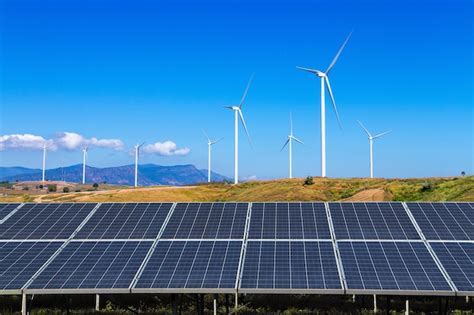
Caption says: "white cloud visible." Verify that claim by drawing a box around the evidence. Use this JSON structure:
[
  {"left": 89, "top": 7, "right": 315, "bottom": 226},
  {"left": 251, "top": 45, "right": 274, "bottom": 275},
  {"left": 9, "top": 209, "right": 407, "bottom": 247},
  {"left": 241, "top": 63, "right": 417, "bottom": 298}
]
[
  {"left": 142, "top": 141, "right": 191, "bottom": 156},
  {"left": 242, "top": 175, "right": 258, "bottom": 182},
  {"left": 0, "top": 132, "right": 124, "bottom": 151},
  {"left": 0, "top": 134, "right": 55, "bottom": 151},
  {"left": 54, "top": 132, "right": 124, "bottom": 150}
]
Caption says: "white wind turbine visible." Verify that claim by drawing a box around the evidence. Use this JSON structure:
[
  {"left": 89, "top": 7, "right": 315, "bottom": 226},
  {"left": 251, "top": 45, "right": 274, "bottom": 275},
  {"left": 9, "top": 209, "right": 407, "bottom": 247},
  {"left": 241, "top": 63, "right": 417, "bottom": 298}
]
[
  {"left": 224, "top": 74, "right": 253, "bottom": 184},
  {"left": 357, "top": 121, "right": 390, "bottom": 178},
  {"left": 134, "top": 143, "right": 145, "bottom": 187},
  {"left": 42, "top": 144, "right": 47, "bottom": 182},
  {"left": 280, "top": 113, "right": 304, "bottom": 179},
  {"left": 297, "top": 32, "right": 352, "bottom": 177},
  {"left": 203, "top": 130, "right": 223, "bottom": 183},
  {"left": 82, "top": 146, "right": 88, "bottom": 184}
]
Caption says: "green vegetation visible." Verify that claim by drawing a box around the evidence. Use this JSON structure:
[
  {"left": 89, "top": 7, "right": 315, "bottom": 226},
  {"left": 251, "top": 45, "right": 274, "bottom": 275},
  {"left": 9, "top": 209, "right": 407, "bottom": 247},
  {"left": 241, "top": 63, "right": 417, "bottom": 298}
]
[
  {"left": 63, "top": 187, "right": 70, "bottom": 193},
  {"left": 47, "top": 184, "right": 57, "bottom": 193},
  {"left": 303, "top": 176, "right": 314, "bottom": 186}
]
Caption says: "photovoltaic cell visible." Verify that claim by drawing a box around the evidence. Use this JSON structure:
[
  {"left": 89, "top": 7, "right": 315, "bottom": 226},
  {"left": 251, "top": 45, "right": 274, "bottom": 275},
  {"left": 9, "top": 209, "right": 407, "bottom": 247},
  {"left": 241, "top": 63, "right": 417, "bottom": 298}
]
[
  {"left": 0, "top": 203, "right": 97, "bottom": 240},
  {"left": 339, "top": 241, "right": 451, "bottom": 292},
  {"left": 0, "top": 241, "right": 62, "bottom": 291},
  {"left": 240, "top": 241, "right": 341, "bottom": 290},
  {"left": 0, "top": 203, "right": 20, "bottom": 221},
  {"left": 74, "top": 203, "right": 173, "bottom": 239},
  {"left": 135, "top": 240, "right": 242, "bottom": 289},
  {"left": 28, "top": 241, "right": 152, "bottom": 290},
  {"left": 161, "top": 203, "right": 248, "bottom": 239},
  {"left": 329, "top": 202, "right": 420, "bottom": 240},
  {"left": 248, "top": 203, "right": 331, "bottom": 239},
  {"left": 431, "top": 242, "right": 473, "bottom": 293},
  {"left": 406, "top": 203, "right": 473, "bottom": 240}
]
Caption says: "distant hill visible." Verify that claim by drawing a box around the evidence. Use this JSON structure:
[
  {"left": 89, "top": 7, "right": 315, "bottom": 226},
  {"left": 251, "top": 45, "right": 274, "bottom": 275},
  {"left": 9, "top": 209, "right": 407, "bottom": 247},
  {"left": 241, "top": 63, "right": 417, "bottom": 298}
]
[{"left": 0, "top": 164, "right": 229, "bottom": 186}]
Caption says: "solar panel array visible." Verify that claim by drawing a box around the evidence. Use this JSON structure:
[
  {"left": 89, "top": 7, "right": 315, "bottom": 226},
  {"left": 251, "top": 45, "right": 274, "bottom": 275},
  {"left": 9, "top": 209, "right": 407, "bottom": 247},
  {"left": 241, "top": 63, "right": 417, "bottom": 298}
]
[{"left": 0, "top": 202, "right": 472, "bottom": 296}]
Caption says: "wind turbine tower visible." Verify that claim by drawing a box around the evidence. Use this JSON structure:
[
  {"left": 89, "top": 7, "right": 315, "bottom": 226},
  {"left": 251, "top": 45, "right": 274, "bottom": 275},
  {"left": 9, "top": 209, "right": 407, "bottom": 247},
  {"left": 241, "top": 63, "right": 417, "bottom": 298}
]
[
  {"left": 281, "top": 113, "right": 304, "bottom": 178},
  {"left": 297, "top": 32, "right": 352, "bottom": 177},
  {"left": 134, "top": 143, "right": 144, "bottom": 187},
  {"left": 357, "top": 121, "right": 390, "bottom": 178},
  {"left": 82, "top": 147, "right": 88, "bottom": 184},
  {"left": 224, "top": 74, "right": 253, "bottom": 184},
  {"left": 203, "top": 130, "right": 223, "bottom": 183},
  {"left": 42, "top": 144, "right": 47, "bottom": 182}
]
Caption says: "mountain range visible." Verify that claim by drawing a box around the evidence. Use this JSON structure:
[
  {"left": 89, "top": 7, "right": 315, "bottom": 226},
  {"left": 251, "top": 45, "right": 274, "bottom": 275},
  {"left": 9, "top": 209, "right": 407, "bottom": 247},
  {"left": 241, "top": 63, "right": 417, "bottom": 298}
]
[{"left": 0, "top": 164, "right": 229, "bottom": 186}]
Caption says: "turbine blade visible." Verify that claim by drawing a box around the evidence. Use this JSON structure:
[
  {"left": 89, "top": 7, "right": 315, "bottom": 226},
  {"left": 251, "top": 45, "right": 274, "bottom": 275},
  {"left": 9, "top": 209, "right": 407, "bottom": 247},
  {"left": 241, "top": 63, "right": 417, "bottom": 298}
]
[
  {"left": 292, "top": 136, "right": 304, "bottom": 145},
  {"left": 296, "top": 66, "right": 322, "bottom": 75},
  {"left": 373, "top": 130, "right": 391, "bottom": 139},
  {"left": 325, "top": 76, "right": 342, "bottom": 129},
  {"left": 223, "top": 106, "right": 234, "bottom": 110},
  {"left": 280, "top": 138, "right": 290, "bottom": 151},
  {"left": 202, "top": 129, "right": 211, "bottom": 142},
  {"left": 326, "top": 31, "right": 352, "bottom": 74},
  {"left": 239, "top": 73, "right": 254, "bottom": 108},
  {"left": 357, "top": 120, "right": 372, "bottom": 137},
  {"left": 238, "top": 109, "right": 252, "bottom": 146},
  {"left": 211, "top": 137, "right": 224, "bottom": 145},
  {"left": 290, "top": 112, "right": 293, "bottom": 136}
]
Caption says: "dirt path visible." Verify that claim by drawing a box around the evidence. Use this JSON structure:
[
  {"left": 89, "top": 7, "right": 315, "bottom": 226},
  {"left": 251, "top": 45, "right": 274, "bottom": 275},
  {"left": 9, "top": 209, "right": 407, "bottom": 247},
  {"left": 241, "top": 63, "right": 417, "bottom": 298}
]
[{"left": 344, "top": 188, "right": 390, "bottom": 201}]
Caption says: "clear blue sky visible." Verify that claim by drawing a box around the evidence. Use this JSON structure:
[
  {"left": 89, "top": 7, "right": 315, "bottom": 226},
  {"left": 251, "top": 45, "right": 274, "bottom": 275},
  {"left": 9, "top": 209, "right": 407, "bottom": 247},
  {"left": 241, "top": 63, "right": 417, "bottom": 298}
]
[{"left": 0, "top": 0, "right": 472, "bottom": 179}]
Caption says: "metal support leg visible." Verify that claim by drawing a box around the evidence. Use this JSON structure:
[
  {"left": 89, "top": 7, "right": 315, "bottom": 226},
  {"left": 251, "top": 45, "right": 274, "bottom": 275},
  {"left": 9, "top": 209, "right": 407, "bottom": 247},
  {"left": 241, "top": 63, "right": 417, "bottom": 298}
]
[
  {"left": 225, "top": 294, "right": 230, "bottom": 315},
  {"left": 405, "top": 298, "right": 409, "bottom": 315},
  {"left": 235, "top": 293, "right": 238, "bottom": 310},
  {"left": 213, "top": 294, "right": 218, "bottom": 315},
  {"left": 373, "top": 294, "right": 377, "bottom": 314},
  {"left": 95, "top": 294, "right": 100, "bottom": 311},
  {"left": 352, "top": 294, "right": 356, "bottom": 303},
  {"left": 21, "top": 294, "right": 27, "bottom": 315}
]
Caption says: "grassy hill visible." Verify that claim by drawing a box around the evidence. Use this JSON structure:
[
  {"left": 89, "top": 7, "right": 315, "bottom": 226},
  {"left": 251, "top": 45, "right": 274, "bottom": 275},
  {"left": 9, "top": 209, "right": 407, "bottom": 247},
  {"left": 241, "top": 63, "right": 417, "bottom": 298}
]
[{"left": 1, "top": 176, "right": 473, "bottom": 203}]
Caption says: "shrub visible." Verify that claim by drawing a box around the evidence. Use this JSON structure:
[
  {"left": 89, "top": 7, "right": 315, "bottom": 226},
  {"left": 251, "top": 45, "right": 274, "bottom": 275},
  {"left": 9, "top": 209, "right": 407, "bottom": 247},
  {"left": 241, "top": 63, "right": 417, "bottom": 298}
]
[
  {"left": 47, "top": 184, "right": 57, "bottom": 192},
  {"left": 461, "top": 171, "right": 466, "bottom": 176},
  {"left": 303, "top": 176, "right": 314, "bottom": 186},
  {"left": 92, "top": 183, "right": 99, "bottom": 189},
  {"left": 420, "top": 182, "right": 432, "bottom": 192},
  {"left": 22, "top": 186, "right": 29, "bottom": 191},
  {"left": 39, "top": 184, "right": 44, "bottom": 189},
  {"left": 63, "top": 187, "right": 70, "bottom": 193},
  {"left": 74, "top": 189, "right": 81, "bottom": 193}
]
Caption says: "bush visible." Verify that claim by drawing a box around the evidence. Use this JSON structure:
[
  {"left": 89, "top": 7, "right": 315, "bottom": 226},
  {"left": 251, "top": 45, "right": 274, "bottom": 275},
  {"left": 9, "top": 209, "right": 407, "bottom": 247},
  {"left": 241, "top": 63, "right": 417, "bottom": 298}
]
[
  {"left": 47, "top": 184, "right": 57, "bottom": 192},
  {"left": 39, "top": 184, "right": 44, "bottom": 189},
  {"left": 420, "top": 182, "right": 432, "bottom": 192},
  {"left": 92, "top": 183, "right": 99, "bottom": 189},
  {"left": 63, "top": 187, "right": 70, "bottom": 193},
  {"left": 22, "top": 186, "right": 29, "bottom": 191},
  {"left": 74, "top": 189, "right": 81, "bottom": 193},
  {"left": 303, "top": 176, "right": 314, "bottom": 186}
]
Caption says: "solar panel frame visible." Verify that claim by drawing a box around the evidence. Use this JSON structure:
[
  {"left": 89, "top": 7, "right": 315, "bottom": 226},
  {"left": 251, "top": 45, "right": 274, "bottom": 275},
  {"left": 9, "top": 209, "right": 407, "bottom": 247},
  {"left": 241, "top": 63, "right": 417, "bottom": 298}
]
[
  {"left": 0, "top": 203, "right": 22, "bottom": 222},
  {"left": 74, "top": 203, "right": 173, "bottom": 240},
  {"left": 238, "top": 240, "right": 344, "bottom": 294},
  {"left": 0, "top": 241, "right": 63, "bottom": 294},
  {"left": 338, "top": 240, "right": 455, "bottom": 296},
  {"left": 0, "top": 203, "right": 98, "bottom": 240},
  {"left": 406, "top": 202, "right": 473, "bottom": 241},
  {"left": 430, "top": 241, "right": 474, "bottom": 296},
  {"left": 328, "top": 202, "right": 420, "bottom": 240},
  {"left": 133, "top": 240, "right": 243, "bottom": 294},
  {"left": 25, "top": 240, "right": 153, "bottom": 294}
]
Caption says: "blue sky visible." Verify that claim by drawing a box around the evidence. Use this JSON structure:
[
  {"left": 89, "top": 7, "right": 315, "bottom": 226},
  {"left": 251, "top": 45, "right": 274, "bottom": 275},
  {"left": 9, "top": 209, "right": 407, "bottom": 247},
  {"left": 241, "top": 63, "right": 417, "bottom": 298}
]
[{"left": 0, "top": 0, "right": 472, "bottom": 179}]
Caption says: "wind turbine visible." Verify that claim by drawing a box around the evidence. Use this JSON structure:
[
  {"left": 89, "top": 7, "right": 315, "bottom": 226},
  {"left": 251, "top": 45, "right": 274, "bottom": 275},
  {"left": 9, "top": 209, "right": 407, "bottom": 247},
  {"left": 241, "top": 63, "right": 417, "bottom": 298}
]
[
  {"left": 357, "top": 121, "right": 390, "bottom": 178},
  {"left": 42, "top": 144, "right": 47, "bottom": 182},
  {"left": 297, "top": 32, "right": 352, "bottom": 177},
  {"left": 134, "top": 143, "right": 145, "bottom": 187},
  {"left": 280, "top": 113, "right": 304, "bottom": 179},
  {"left": 203, "top": 130, "right": 223, "bottom": 183},
  {"left": 224, "top": 74, "right": 253, "bottom": 184},
  {"left": 82, "top": 146, "right": 88, "bottom": 184}
]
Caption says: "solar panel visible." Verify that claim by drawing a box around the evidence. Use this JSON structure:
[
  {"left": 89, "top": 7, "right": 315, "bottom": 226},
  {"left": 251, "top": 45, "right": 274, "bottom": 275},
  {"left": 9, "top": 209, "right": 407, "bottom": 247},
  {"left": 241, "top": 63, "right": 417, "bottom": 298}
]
[
  {"left": 406, "top": 202, "right": 473, "bottom": 240},
  {"left": 74, "top": 203, "right": 173, "bottom": 239},
  {"left": 27, "top": 241, "right": 151, "bottom": 291},
  {"left": 431, "top": 242, "right": 473, "bottom": 294},
  {"left": 338, "top": 241, "right": 452, "bottom": 293},
  {"left": 134, "top": 240, "right": 242, "bottom": 291},
  {"left": 160, "top": 203, "right": 248, "bottom": 239},
  {"left": 239, "top": 241, "right": 342, "bottom": 292},
  {"left": 329, "top": 202, "right": 420, "bottom": 240},
  {"left": 0, "top": 203, "right": 20, "bottom": 221},
  {"left": 247, "top": 203, "right": 331, "bottom": 240},
  {"left": 0, "top": 203, "right": 97, "bottom": 240},
  {"left": 0, "top": 241, "right": 62, "bottom": 292}
]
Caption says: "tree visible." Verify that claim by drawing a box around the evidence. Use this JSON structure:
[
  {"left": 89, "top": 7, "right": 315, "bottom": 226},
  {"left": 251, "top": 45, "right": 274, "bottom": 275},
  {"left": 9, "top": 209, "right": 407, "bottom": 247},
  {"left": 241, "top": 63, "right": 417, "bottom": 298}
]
[
  {"left": 461, "top": 171, "right": 466, "bottom": 176},
  {"left": 47, "top": 184, "right": 57, "bottom": 192},
  {"left": 63, "top": 187, "right": 70, "bottom": 193},
  {"left": 92, "top": 183, "right": 99, "bottom": 189}
]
